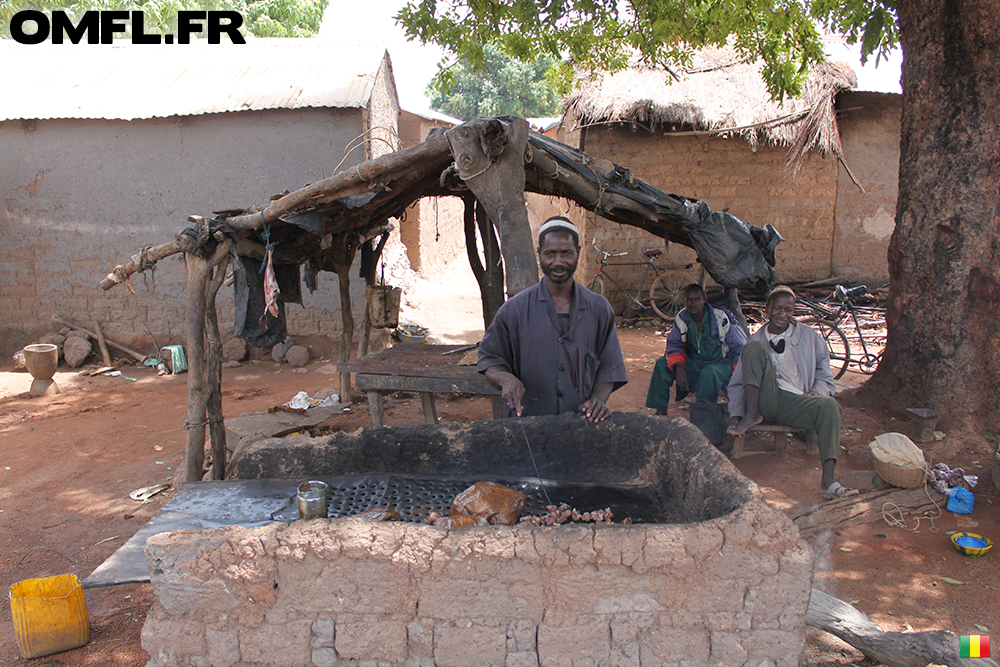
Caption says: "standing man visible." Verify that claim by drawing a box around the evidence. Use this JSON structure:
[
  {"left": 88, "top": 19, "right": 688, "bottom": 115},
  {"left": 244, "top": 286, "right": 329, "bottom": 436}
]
[
  {"left": 728, "top": 285, "right": 857, "bottom": 499},
  {"left": 645, "top": 284, "right": 747, "bottom": 413},
  {"left": 477, "top": 216, "right": 628, "bottom": 422}
]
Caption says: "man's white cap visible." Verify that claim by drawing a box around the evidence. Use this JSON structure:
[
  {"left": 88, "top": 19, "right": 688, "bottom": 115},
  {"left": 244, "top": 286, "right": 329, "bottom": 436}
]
[{"left": 538, "top": 216, "right": 579, "bottom": 241}]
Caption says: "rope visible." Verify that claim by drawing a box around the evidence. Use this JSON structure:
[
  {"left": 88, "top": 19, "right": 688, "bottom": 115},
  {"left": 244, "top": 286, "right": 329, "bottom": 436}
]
[
  {"left": 460, "top": 160, "right": 490, "bottom": 181},
  {"left": 880, "top": 471, "right": 942, "bottom": 534}
]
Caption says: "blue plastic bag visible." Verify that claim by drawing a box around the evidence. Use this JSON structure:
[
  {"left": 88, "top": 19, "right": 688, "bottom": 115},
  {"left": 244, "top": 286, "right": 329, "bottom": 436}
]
[{"left": 946, "top": 487, "right": 975, "bottom": 514}]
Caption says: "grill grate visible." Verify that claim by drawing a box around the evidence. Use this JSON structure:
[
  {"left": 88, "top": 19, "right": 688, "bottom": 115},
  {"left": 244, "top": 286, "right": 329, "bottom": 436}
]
[{"left": 271, "top": 474, "right": 668, "bottom": 524}]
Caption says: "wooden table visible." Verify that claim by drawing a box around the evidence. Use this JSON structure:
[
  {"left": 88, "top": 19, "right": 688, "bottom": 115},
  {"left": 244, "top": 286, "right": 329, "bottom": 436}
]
[{"left": 339, "top": 343, "right": 503, "bottom": 427}]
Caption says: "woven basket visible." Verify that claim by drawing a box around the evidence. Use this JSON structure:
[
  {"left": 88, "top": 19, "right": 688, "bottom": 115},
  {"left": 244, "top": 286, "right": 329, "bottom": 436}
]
[{"left": 870, "top": 447, "right": 927, "bottom": 488}]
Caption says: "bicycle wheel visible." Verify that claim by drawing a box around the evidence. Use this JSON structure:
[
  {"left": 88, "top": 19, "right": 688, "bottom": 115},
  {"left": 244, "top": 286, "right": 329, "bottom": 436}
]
[
  {"left": 589, "top": 275, "right": 606, "bottom": 297},
  {"left": 649, "top": 272, "right": 697, "bottom": 321},
  {"left": 801, "top": 318, "right": 850, "bottom": 380}
]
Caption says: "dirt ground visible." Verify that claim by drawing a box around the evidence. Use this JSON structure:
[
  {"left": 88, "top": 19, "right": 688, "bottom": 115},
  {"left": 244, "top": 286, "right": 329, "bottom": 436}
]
[{"left": 1, "top": 265, "right": 998, "bottom": 666}]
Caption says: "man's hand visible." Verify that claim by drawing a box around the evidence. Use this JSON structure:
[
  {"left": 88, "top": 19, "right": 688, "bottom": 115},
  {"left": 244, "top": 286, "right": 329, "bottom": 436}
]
[
  {"left": 675, "top": 364, "right": 689, "bottom": 394},
  {"left": 484, "top": 366, "right": 526, "bottom": 416},
  {"left": 580, "top": 381, "right": 615, "bottom": 422},
  {"left": 500, "top": 376, "right": 526, "bottom": 416},
  {"left": 579, "top": 397, "right": 610, "bottom": 422}
]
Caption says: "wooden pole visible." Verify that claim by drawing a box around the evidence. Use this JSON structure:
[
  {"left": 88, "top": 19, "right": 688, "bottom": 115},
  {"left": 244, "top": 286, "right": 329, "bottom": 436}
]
[
  {"left": 205, "top": 250, "right": 230, "bottom": 481},
  {"left": 182, "top": 251, "right": 210, "bottom": 484},
  {"left": 92, "top": 320, "right": 113, "bottom": 366},
  {"left": 331, "top": 235, "right": 359, "bottom": 404},
  {"left": 181, "top": 231, "right": 232, "bottom": 484}
]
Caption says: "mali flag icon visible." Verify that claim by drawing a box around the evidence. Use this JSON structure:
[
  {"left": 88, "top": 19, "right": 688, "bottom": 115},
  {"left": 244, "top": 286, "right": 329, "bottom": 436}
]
[{"left": 960, "top": 635, "right": 990, "bottom": 658}]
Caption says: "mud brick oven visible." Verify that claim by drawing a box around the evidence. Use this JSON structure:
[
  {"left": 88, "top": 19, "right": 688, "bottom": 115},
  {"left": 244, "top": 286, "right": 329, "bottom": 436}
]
[{"left": 142, "top": 413, "right": 814, "bottom": 666}]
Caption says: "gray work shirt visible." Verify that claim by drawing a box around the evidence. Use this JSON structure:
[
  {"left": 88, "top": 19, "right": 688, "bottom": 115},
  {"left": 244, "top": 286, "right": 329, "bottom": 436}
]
[{"left": 478, "top": 279, "right": 628, "bottom": 418}]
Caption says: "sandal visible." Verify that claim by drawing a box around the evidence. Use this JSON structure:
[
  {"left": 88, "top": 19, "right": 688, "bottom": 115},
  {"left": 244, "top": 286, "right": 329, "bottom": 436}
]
[{"left": 820, "top": 481, "right": 859, "bottom": 501}]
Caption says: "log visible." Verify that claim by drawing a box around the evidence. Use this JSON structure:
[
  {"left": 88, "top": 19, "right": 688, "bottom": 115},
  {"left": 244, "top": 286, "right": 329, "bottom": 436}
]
[
  {"left": 807, "top": 588, "right": 999, "bottom": 667},
  {"left": 446, "top": 118, "right": 538, "bottom": 297},
  {"left": 92, "top": 320, "right": 113, "bottom": 367},
  {"left": 51, "top": 314, "right": 147, "bottom": 363},
  {"left": 791, "top": 487, "right": 941, "bottom": 538}
]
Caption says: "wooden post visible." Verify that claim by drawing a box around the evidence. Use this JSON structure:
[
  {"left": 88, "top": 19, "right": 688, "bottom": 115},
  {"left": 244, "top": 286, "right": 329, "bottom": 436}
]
[
  {"left": 332, "top": 234, "right": 359, "bottom": 404},
  {"left": 462, "top": 194, "right": 507, "bottom": 330},
  {"left": 182, "top": 223, "right": 232, "bottom": 484},
  {"left": 183, "top": 251, "right": 210, "bottom": 484},
  {"left": 447, "top": 118, "right": 538, "bottom": 297},
  {"left": 205, "top": 250, "right": 230, "bottom": 481}
]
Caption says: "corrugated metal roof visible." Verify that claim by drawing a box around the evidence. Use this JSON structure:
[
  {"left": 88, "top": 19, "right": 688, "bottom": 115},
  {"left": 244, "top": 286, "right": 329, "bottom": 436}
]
[{"left": 0, "top": 39, "right": 391, "bottom": 121}]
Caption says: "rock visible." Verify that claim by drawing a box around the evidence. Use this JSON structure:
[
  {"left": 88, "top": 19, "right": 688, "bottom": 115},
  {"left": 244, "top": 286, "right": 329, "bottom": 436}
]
[
  {"left": 65, "top": 330, "right": 91, "bottom": 341},
  {"left": 313, "top": 387, "right": 338, "bottom": 401},
  {"left": 222, "top": 360, "right": 242, "bottom": 369},
  {"left": 12, "top": 350, "right": 27, "bottom": 370},
  {"left": 39, "top": 333, "right": 66, "bottom": 348},
  {"left": 291, "top": 368, "right": 308, "bottom": 374},
  {"left": 271, "top": 336, "right": 294, "bottom": 364},
  {"left": 222, "top": 338, "right": 247, "bottom": 362},
  {"left": 315, "top": 363, "right": 339, "bottom": 375},
  {"left": 63, "top": 336, "right": 93, "bottom": 367},
  {"left": 285, "top": 345, "right": 309, "bottom": 368}
]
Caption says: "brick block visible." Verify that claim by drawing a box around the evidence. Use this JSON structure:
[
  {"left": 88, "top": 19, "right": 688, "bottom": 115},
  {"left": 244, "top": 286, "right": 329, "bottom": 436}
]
[
  {"left": 239, "top": 619, "right": 312, "bottom": 666},
  {"left": 434, "top": 623, "right": 507, "bottom": 667},
  {"left": 335, "top": 618, "right": 407, "bottom": 663},
  {"left": 537, "top": 618, "right": 610, "bottom": 667}
]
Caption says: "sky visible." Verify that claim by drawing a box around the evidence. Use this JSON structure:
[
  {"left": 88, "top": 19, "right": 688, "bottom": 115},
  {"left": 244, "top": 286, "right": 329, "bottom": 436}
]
[{"left": 320, "top": 0, "right": 904, "bottom": 115}]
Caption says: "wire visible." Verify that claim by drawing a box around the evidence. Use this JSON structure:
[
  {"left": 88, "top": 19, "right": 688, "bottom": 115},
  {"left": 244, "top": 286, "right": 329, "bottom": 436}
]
[{"left": 518, "top": 416, "right": 553, "bottom": 507}]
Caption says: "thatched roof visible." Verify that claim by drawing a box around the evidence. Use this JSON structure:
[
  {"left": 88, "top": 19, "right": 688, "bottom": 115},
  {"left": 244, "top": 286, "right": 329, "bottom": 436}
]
[{"left": 564, "top": 46, "right": 857, "bottom": 157}]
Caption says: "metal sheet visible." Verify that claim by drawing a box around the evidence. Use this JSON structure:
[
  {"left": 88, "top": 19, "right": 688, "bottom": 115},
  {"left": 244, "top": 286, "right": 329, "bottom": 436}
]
[{"left": 1, "top": 41, "right": 387, "bottom": 121}]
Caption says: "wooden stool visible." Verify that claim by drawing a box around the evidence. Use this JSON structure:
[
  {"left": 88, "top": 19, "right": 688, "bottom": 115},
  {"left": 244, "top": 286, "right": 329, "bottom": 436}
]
[{"left": 731, "top": 422, "right": 818, "bottom": 458}]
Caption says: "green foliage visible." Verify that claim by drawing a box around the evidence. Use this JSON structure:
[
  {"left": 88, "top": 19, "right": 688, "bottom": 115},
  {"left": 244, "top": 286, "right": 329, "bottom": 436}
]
[
  {"left": 427, "top": 42, "right": 564, "bottom": 120},
  {"left": 397, "top": 0, "right": 898, "bottom": 101},
  {"left": 810, "top": 0, "right": 898, "bottom": 65},
  {"left": 0, "top": 0, "right": 328, "bottom": 39}
]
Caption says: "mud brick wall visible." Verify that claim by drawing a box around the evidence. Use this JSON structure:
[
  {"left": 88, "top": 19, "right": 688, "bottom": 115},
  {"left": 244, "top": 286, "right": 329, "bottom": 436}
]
[
  {"left": 577, "top": 127, "right": 841, "bottom": 305},
  {"left": 142, "top": 501, "right": 813, "bottom": 666},
  {"left": 0, "top": 105, "right": 393, "bottom": 348},
  {"left": 832, "top": 92, "right": 901, "bottom": 287}
]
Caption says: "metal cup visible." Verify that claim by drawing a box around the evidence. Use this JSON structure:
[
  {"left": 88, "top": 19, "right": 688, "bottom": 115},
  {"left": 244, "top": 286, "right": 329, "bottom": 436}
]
[{"left": 297, "top": 480, "right": 328, "bottom": 520}]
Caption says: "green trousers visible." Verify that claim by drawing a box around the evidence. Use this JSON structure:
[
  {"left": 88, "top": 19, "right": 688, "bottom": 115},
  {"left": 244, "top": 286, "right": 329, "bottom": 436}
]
[
  {"left": 646, "top": 356, "right": 732, "bottom": 411},
  {"left": 739, "top": 341, "right": 842, "bottom": 462}
]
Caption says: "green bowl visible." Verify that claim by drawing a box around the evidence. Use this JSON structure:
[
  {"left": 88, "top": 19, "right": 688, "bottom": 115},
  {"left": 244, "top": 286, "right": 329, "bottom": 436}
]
[{"left": 951, "top": 532, "right": 992, "bottom": 557}]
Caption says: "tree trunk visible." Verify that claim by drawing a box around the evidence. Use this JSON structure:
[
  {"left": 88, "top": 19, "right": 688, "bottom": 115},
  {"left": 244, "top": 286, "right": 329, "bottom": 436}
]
[
  {"left": 863, "top": 0, "right": 1000, "bottom": 433},
  {"left": 446, "top": 118, "right": 538, "bottom": 296},
  {"left": 463, "top": 195, "right": 506, "bottom": 329}
]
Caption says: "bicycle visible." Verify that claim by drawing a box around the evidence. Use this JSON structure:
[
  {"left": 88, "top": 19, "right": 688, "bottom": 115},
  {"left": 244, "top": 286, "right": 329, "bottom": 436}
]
[
  {"left": 795, "top": 285, "right": 887, "bottom": 380},
  {"left": 588, "top": 246, "right": 700, "bottom": 320}
]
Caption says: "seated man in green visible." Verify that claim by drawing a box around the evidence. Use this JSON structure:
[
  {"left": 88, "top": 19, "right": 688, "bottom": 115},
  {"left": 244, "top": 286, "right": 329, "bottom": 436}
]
[
  {"left": 646, "top": 284, "right": 747, "bottom": 414},
  {"left": 727, "top": 285, "right": 857, "bottom": 500}
]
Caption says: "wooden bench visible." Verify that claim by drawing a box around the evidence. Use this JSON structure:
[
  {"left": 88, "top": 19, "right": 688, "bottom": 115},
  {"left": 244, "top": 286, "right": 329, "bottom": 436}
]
[{"left": 731, "top": 422, "right": 818, "bottom": 458}]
